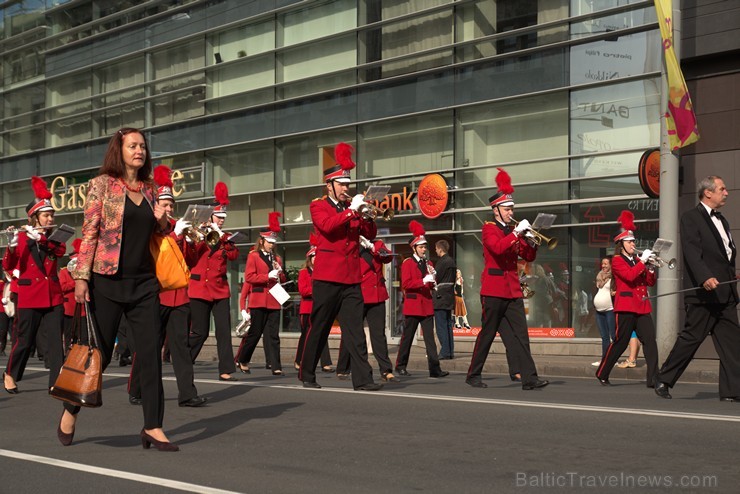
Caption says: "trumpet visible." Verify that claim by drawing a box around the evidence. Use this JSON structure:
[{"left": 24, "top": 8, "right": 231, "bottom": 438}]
[
  {"left": 358, "top": 202, "right": 394, "bottom": 222},
  {"left": 520, "top": 278, "right": 535, "bottom": 298},
  {"left": 510, "top": 219, "right": 558, "bottom": 250},
  {"left": 169, "top": 216, "right": 220, "bottom": 247},
  {"left": 636, "top": 250, "right": 676, "bottom": 270}
]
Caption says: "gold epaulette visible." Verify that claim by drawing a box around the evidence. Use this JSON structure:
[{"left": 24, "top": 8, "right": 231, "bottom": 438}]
[
  {"left": 484, "top": 221, "right": 496, "bottom": 225},
  {"left": 312, "top": 194, "right": 328, "bottom": 202}
]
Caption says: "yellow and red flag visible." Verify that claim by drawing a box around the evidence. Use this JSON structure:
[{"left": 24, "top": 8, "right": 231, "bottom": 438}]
[{"left": 654, "top": 0, "right": 699, "bottom": 150}]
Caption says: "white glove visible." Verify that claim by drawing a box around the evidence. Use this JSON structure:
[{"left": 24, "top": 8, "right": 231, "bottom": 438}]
[
  {"left": 174, "top": 219, "right": 191, "bottom": 236},
  {"left": 359, "top": 235, "right": 374, "bottom": 251},
  {"left": 9, "top": 230, "right": 19, "bottom": 248},
  {"left": 513, "top": 219, "right": 531, "bottom": 234},
  {"left": 423, "top": 274, "right": 436, "bottom": 285},
  {"left": 210, "top": 223, "right": 224, "bottom": 236},
  {"left": 348, "top": 194, "right": 365, "bottom": 211},
  {"left": 241, "top": 309, "right": 251, "bottom": 322},
  {"left": 22, "top": 225, "right": 41, "bottom": 242},
  {"left": 268, "top": 269, "right": 279, "bottom": 280},
  {"left": 639, "top": 249, "right": 653, "bottom": 263}
]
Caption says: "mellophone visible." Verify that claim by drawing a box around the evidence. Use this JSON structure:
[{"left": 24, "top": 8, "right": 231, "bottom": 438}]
[{"left": 635, "top": 249, "right": 677, "bottom": 270}]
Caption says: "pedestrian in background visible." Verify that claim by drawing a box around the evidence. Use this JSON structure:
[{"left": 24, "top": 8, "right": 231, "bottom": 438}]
[{"left": 433, "top": 240, "right": 456, "bottom": 360}]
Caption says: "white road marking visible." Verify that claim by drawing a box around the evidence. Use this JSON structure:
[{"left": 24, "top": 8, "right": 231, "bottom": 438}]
[{"left": 0, "top": 449, "right": 241, "bottom": 494}]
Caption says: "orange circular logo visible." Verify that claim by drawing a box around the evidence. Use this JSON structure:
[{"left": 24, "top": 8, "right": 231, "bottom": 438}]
[
  {"left": 638, "top": 148, "right": 660, "bottom": 198},
  {"left": 417, "top": 174, "right": 449, "bottom": 219}
]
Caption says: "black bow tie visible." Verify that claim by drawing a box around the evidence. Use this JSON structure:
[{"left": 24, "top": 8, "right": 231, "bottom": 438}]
[{"left": 711, "top": 210, "right": 723, "bottom": 218}]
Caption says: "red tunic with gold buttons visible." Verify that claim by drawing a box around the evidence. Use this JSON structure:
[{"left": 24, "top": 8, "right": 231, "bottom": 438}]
[
  {"left": 360, "top": 240, "right": 392, "bottom": 304},
  {"left": 187, "top": 235, "right": 239, "bottom": 301},
  {"left": 310, "top": 197, "right": 377, "bottom": 285},
  {"left": 244, "top": 249, "right": 286, "bottom": 310},
  {"left": 59, "top": 266, "right": 86, "bottom": 317},
  {"left": 2, "top": 231, "right": 65, "bottom": 309},
  {"left": 480, "top": 221, "right": 537, "bottom": 299},
  {"left": 401, "top": 256, "right": 434, "bottom": 317},
  {"left": 611, "top": 253, "right": 656, "bottom": 314},
  {"left": 298, "top": 267, "right": 313, "bottom": 315}
]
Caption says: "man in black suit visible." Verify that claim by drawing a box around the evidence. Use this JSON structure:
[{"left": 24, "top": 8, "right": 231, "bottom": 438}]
[
  {"left": 433, "top": 240, "right": 457, "bottom": 360},
  {"left": 655, "top": 175, "right": 740, "bottom": 401}
]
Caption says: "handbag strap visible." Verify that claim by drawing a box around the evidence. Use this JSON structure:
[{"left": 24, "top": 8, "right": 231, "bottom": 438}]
[{"left": 84, "top": 301, "right": 98, "bottom": 349}]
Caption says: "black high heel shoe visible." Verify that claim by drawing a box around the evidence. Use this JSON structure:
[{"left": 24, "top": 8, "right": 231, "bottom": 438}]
[
  {"left": 140, "top": 429, "right": 179, "bottom": 452},
  {"left": 236, "top": 363, "right": 250, "bottom": 374},
  {"left": 57, "top": 411, "right": 75, "bottom": 446},
  {"left": 272, "top": 369, "right": 284, "bottom": 376},
  {"left": 3, "top": 372, "right": 18, "bottom": 394}
]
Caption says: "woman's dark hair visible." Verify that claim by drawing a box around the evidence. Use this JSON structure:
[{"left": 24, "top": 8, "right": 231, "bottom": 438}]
[{"left": 99, "top": 127, "right": 153, "bottom": 182}]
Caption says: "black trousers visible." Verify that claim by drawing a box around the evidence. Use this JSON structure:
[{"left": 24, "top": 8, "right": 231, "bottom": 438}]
[
  {"left": 5, "top": 306, "right": 64, "bottom": 388},
  {"left": 0, "top": 312, "right": 12, "bottom": 353},
  {"left": 467, "top": 297, "right": 538, "bottom": 385},
  {"left": 296, "top": 314, "right": 332, "bottom": 368},
  {"left": 189, "top": 297, "right": 236, "bottom": 375},
  {"left": 659, "top": 303, "right": 740, "bottom": 398},
  {"left": 596, "top": 312, "right": 658, "bottom": 387},
  {"left": 130, "top": 303, "right": 198, "bottom": 403},
  {"left": 64, "top": 287, "right": 165, "bottom": 430},
  {"left": 395, "top": 314, "right": 442, "bottom": 376},
  {"left": 235, "top": 308, "right": 282, "bottom": 371},
  {"left": 338, "top": 302, "right": 392, "bottom": 375},
  {"left": 299, "top": 281, "right": 373, "bottom": 388}
]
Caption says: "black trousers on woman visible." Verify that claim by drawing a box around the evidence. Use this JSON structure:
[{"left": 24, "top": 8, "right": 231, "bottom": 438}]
[
  {"left": 5, "top": 306, "right": 64, "bottom": 388},
  {"left": 0, "top": 312, "right": 14, "bottom": 354},
  {"left": 395, "top": 314, "right": 443, "bottom": 377},
  {"left": 235, "top": 308, "right": 281, "bottom": 371},
  {"left": 337, "top": 303, "right": 392, "bottom": 376},
  {"left": 296, "top": 314, "right": 332, "bottom": 368},
  {"left": 596, "top": 312, "right": 658, "bottom": 387},
  {"left": 63, "top": 288, "right": 165, "bottom": 430},
  {"left": 189, "top": 298, "right": 235, "bottom": 375}
]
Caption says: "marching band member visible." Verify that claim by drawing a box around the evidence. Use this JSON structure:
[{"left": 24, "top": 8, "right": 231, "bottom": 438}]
[
  {"left": 596, "top": 211, "right": 659, "bottom": 388},
  {"left": 129, "top": 166, "right": 207, "bottom": 407},
  {"left": 394, "top": 221, "right": 448, "bottom": 379},
  {"left": 3, "top": 176, "right": 66, "bottom": 394},
  {"left": 59, "top": 239, "right": 85, "bottom": 349},
  {"left": 0, "top": 269, "right": 14, "bottom": 356},
  {"left": 466, "top": 168, "right": 549, "bottom": 390},
  {"left": 188, "top": 182, "right": 239, "bottom": 381},
  {"left": 235, "top": 212, "right": 287, "bottom": 375},
  {"left": 298, "top": 142, "right": 382, "bottom": 391},
  {"left": 336, "top": 235, "right": 397, "bottom": 381},
  {"left": 295, "top": 235, "right": 334, "bottom": 373}
]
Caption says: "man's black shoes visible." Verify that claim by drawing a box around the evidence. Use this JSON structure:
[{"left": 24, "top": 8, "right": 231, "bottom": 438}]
[
  {"left": 522, "top": 379, "right": 549, "bottom": 390},
  {"left": 654, "top": 382, "right": 672, "bottom": 399},
  {"left": 179, "top": 396, "right": 208, "bottom": 407}
]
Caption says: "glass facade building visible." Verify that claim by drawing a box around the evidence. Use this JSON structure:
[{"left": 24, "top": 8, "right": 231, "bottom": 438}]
[{"left": 1, "top": 0, "right": 664, "bottom": 344}]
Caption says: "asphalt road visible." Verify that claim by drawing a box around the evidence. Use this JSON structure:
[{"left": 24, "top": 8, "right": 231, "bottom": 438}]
[{"left": 1, "top": 359, "right": 739, "bottom": 493}]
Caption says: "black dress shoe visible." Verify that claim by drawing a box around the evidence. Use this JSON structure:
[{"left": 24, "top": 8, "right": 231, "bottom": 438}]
[
  {"left": 654, "top": 382, "right": 672, "bottom": 399},
  {"left": 272, "top": 370, "right": 284, "bottom": 376},
  {"left": 719, "top": 397, "right": 739, "bottom": 402},
  {"left": 57, "top": 411, "right": 75, "bottom": 447},
  {"left": 179, "top": 396, "right": 208, "bottom": 407},
  {"left": 466, "top": 379, "right": 487, "bottom": 388},
  {"left": 129, "top": 396, "right": 143, "bottom": 406},
  {"left": 396, "top": 369, "right": 411, "bottom": 376},
  {"left": 236, "top": 363, "right": 250, "bottom": 374},
  {"left": 381, "top": 372, "right": 400, "bottom": 383},
  {"left": 3, "top": 372, "right": 19, "bottom": 394},
  {"left": 522, "top": 379, "right": 549, "bottom": 390},
  {"left": 431, "top": 371, "right": 449, "bottom": 378},
  {"left": 354, "top": 382, "right": 384, "bottom": 391},
  {"left": 597, "top": 377, "right": 611, "bottom": 386},
  {"left": 336, "top": 373, "right": 351, "bottom": 380},
  {"left": 219, "top": 375, "right": 238, "bottom": 382},
  {"left": 303, "top": 381, "right": 322, "bottom": 389},
  {"left": 321, "top": 365, "right": 335, "bottom": 373}
]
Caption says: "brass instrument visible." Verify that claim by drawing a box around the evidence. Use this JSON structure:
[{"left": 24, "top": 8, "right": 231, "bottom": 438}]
[
  {"left": 235, "top": 317, "right": 251, "bottom": 337},
  {"left": 520, "top": 281, "right": 535, "bottom": 299},
  {"left": 358, "top": 202, "right": 394, "bottom": 222},
  {"left": 170, "top": 216, "right": 220, "bottom": 247},
  {"left": 636, "top": 250, "right": 677, "bottom": 270},
  {"left": 510, "top": 219, "right": 558, "bottom": 250}
]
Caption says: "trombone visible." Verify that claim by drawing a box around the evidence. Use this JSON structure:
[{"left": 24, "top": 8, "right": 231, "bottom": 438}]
[
  {"left": 510, "top": 219, "right": 558, "bottom": 250},
  {"left": 358, "top": 202, "right": 394, "bottom": 222},
  {"left": 636, "top": 250, "right": 677, "bottom": 270}
]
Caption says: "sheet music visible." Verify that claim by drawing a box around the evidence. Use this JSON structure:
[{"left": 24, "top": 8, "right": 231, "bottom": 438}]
[{"left": 47, "top": 224, "right": 75, "bottom": 244}]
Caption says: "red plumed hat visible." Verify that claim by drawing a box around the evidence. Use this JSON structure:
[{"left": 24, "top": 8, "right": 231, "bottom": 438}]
[
  {"left": 489, "top": 168, "right": 515, "bottom": 207},
  {"left": 153, "top": 165, "right": 174, "bottom": 201},
  {"left": 213, "top": 182, "right": 229, "bottom": 217},
  {"left": 409, "top": 220, "right": 427, "bottom": 247},
  {"left": 614, "top": 210, "right": 636, "bottom": 243},
  {"left": 260, "top": 212, "right": 281, "bottom": 243},
  {"left": 324, "top": 142, "right": 356, "bottom": 183},
  {"left": 27, "top": 176, "right": 54, "bottom": 217}
]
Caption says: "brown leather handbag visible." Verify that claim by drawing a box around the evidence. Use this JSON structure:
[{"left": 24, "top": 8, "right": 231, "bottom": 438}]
[{"left": 49, "top": 302, "right": 103, "bottom": 408}]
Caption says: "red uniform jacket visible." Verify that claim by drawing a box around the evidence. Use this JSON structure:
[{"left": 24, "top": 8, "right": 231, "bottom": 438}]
[
  {"left": 360, "top": 240, "right": 392, "bottom": 305},
  {"left": 612, "top": 253, "right": 656, "bottom": 314},
  {"left": 0, "top": 280, "right": 5, "bottom": 314},
  {"left": 480, "top": 221, "right": 536, "bottom": 299},
  {"left": 298, "top": 267, "right": 313, "bottom": 315},
  {"left": 3, "top": 231, "right": 65, "bottom": 309},
  {"left": 160, "top": 226, "right": 196, "bottom": 308},
  {"left": 59, "top": 265, "right": 86, "bottom": 317},
  {"left": 244, "top": 249, "right": 286, "bottom": 310},
  {"left": 401, "top": 256, "right": 434, "bottom": 317},
  {"left": 187, "top": 236, "right": 239, "bottom": 301},
  {"left": 310, "top": 197, "right": 377, "bottom": 285}
]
